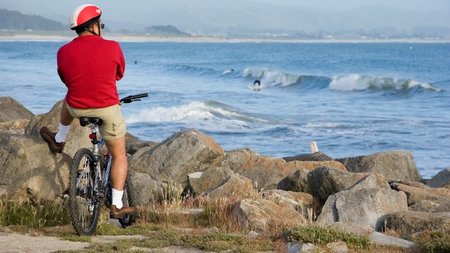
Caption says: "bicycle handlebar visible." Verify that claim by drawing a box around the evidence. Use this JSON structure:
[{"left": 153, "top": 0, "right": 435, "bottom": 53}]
[{"left": 120, "top": 93, "right": 149, "bottom": 104}]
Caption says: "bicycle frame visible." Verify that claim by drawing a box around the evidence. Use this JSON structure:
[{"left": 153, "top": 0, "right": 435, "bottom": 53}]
[{"left": 85, "top": 123, "right": 112, "bottom": 199}]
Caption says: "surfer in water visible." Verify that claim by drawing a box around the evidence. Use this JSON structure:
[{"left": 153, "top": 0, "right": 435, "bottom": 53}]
[{"left": 253, "top": 79, "right": 261, "bottom": 91}]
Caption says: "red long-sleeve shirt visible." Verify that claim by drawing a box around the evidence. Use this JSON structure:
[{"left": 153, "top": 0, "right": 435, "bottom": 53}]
[{"left": 57, "top": 35, "right": 125, "bottom": 109}]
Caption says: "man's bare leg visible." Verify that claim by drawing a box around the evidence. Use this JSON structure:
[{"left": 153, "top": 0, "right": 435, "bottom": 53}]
[{"left": 106, "top": 135, "right": 136, "bottom": 218}]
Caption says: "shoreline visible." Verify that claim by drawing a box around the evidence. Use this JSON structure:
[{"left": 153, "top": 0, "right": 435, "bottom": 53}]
[{"left": 1, "top": 33, "right": 449, "bottom": 44}]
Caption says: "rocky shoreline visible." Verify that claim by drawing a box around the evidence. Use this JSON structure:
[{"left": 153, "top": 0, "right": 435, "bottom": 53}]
[{"left": 1, "top": 96, "right": 449, "bottom": 251}]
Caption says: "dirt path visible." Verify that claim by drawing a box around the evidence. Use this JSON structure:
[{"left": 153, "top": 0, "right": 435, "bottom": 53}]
[{"left": 0, "top": 232, "right": 89, "bottom": 253}]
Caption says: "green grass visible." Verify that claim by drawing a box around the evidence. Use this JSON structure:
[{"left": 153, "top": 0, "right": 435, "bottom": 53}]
[
  {"left": 284, "top": 225, "right": 372, "bottom": 250},
  {"left": 4, "top": 197, "right": 446, "bottom": 253},
  {"left": 0, "top": 199, "right": 70, "bottom": 228},
  {"left": 413, "top": 230, "right": 450, "bottom": 253}
]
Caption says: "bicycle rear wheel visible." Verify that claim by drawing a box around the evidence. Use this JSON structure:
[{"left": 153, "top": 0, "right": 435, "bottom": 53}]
[
  {"left": 69, "top": 148, "right": 100, "bottom": 235},
  {"left": 118, "top": 177, "right": 136, "bottom": 228}
]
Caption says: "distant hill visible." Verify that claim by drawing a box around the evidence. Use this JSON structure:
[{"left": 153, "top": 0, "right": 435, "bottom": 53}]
[
  {"left": 144, "top": 25, "right": 190, "bottom": 36},
  {"left": 0, "top": 9, "right": 64, "bottom": 31}
]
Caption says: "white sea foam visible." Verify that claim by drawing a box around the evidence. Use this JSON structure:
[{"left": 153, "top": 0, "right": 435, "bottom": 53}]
[
  {"left": 125, "top": 101, "right": 265, "bottom": 131},
  {"left": 242, "top": 68, "right": 300, "bottom": 88},
  {"left": 329, "top": 74, "right": 441, "bottom": 92}
]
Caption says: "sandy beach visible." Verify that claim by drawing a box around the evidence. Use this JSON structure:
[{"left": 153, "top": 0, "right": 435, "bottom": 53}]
[{"left": 1, "top": 32, "right": 449, "bottom": 44}]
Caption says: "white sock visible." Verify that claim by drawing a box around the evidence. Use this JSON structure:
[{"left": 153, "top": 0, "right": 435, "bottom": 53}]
[
  {"left": 55, "top": 123, "right": 70, "bottom": 143},
  {"left": 112, "top": 188, "right": 124, "bottom": 209}
]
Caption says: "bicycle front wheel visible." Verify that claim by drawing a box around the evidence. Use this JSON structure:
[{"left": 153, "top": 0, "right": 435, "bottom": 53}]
[{"left": 69, "top": 148, "right": 100, "bottom": 235}]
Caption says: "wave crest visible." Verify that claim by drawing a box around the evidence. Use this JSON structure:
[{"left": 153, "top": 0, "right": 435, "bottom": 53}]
[{"left": 330, "top": 74, "right": 441, "bottom": 92}]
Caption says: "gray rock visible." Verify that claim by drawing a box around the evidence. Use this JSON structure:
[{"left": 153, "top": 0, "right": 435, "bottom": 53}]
[
  {"left": 317, "top": 188, "right": 408, "bottom": 231},
  {"left": 382, "top": 211, "right": 450, "bottom": 239},
  {"left": 349, "top": 173, "right": 390, "bottom": 191},
  {"left": 231, "top": 198, "right": 307, "bottom": 233},
  {"left": 0, "top": 97, "right": 33, "bottom": 122},
  {"left": 189, "top": 167, "right": 234, "bottom": 195},
  {"left": 127, "top": 171, "right": 162, "bottom": 205},
  {"left": 0, "top": 133, "right": 70, "bottom": 201},
  {"left": 206, "top": 173, "right": 255, "bottom": 200},
  {"left": 0, "top": 119, "right": 29, "bottom": 135},
  {"left": 325, "top": 241, "right": 349, "bottom": 253},
  {"left": 125, "top": 133, "right": 157, "bottom": 156},
  {"left": 221, "top": 148, "right": 346, "bottom": 191},
  {"left": 128, "top": 129, "right": 224, "bottom": 202},
  {"left": 307, "top": 167, "right": 368, "bottom": 203},
  {"left": 278, "top": 169, "right": 310, "bottom": 193},
  {"left": 25, "top": 100, "right": 92, "bottom": 158},
  {"left": 390, "top": 181, "right": 450, "bottom": 212},
  {"left": 427, "top": 168, "right": 450, "bottom": 189},
  {"left": 287, "top": 241, "right": 323, "bottom": 253},
  {"left": 370, "top": 231, "right": 416, "bottom": 249},
  {"left": 260, "top": 189, "right": 315, "bottom": 220},
  {"left": 337, "top": 150, "right": 421, "bottom": 182},
  {"left": 283, "top": 151, "right": 333, "bottom": 162}
]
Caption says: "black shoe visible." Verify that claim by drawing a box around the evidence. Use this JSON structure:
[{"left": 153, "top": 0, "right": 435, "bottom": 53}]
[{"left": 40, "top": 127, "right": 65, "bottom": 153}]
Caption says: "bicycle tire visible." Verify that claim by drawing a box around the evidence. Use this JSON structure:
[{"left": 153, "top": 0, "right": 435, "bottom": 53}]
[
  {"left": 118, "top": 176, "right": 136, "bottom": 228},
  {"left": 69, "top": 148, "right": 100, "bottom": 235}
]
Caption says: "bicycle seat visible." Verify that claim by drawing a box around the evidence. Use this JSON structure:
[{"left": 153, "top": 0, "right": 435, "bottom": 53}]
[{"left": 79, "top": 117, "right": 103, "bottom": 127}]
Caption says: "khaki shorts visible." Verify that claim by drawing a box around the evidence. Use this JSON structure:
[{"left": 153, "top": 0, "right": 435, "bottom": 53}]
[{"left": 67, "top": 104, "right": 127, "bottom": 141}]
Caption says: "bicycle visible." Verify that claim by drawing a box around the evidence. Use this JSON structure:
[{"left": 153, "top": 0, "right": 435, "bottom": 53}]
[{"left": 69, "top": 93, "right": 148, "bottom": 235}]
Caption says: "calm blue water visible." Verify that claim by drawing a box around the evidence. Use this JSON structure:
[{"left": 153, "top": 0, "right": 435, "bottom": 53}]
[{"left": 1, "top": 41, "right": 450, "bottom": 178}]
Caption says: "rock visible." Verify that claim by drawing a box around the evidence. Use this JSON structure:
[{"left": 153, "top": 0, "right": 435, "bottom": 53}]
[
  {"left": 0, "top": 97, "right": 33, "bottom": 122},
  {"left": 221, "top": 148, "right": 346, "bottom": 191},
  {"left": 390, "top": 181, "right": 450, "bottom": 212},
  {"left": 125, "top": 133, "right": 157, "bottom": 156},
  {"left": 337, "top": 150, "right": 421, "bottom": 182},
  {"left": 231, "top": 198, "right": 307, "bottom": 233},
  {"left": 382, "top": 211, "right": 450, "bottom": 239},
  {"left": 25, "top": 100, "right": 92, "bottom": 157},
  {"left": 261, "top": 189, "right": 315, "bottom": 221},
  {"left": 0, "top": 133, "right": 70, "bottom": 201},
  {"left": 206, "top": 173, "right": 255, "bottom": 200},
  {"left": 325, "top": 241, "right": 349, "bottom": 253},
  {"left": 307, "top": 167, "right": 368, "bottom": 203},
  {"left": 278, "top": 169, "right": 310, "bottom": 193},
  {"left": 0, "top": 119, "right": 29, "bottom": 135},
  {"left": 370, "top": 231, "right": 417, "bottom": 249},
  {"left": 317, "top": 188, "right": 408, "bottom": 231},
  {"left": 127, "top": 171, "right": 162, "bottom": 205},
  {"left": 128, "top": 129, "right": 224, "bottom": 202},
  {"left": 283, "top": 151, "right": 334, "bottom": 162},
  {"left": 189, "top": 167, "right": 234, "bottom": 195},
  {"left": 349, "top": 173, "right": 390, "bottom": 191},
  {"left": 287, "top": 242, "right": 323, "bottom": 253},
  {"left": 427, "top": 168, "right": 450, "bottom": 189}
]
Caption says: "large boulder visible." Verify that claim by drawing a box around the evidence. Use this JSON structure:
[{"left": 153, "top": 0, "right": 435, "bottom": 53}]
[
  {"left": 278, "top": 169, "right": 310, "bottom": 193},
  {"left": 188, "top": 167, "right": 234, "bottom": 195},
  {"left": 337, "top": 150, "right": 421, "bottom": 182},
  {"left": 220, "top": 148, "right": 346, "bottom": 191},
  {"left": 25, "top": 100, "right": 92, "bottom": 157},
  {"left": 128, "top": 129, "right": 224, "bottom": 202},
  {"left": 0, "top": 133, "right": 70, "bottom": 201},
  {"left": 0, "top": 97, "right": 33, "bottom": 122},
  {"left": 390, "top": 181, "right": 450, "bottom": 212},
  {"left": 307, "top": 167, "right": 369, "bottom": 203},
  {"left": 317, "top": 188, "right": 408, "bottom": 231},
  {"left": 231, "top": 198, "right": 307, "bottom": 232},
  {"left": 382, "top": 211, "right": 450, "bottom": 239},
  {"left": 260, "top": 189, "right": 314, "bottom": 220},
  {"left": 283, "top": 151, "right": 334, "bottom": 162},
  {"left": 206, "top": 173, "right": 255, "bottom": 200},
  {"left": 0, "top": 119, "right": 29, "bottom": 135},
  {"left": 427, "top": 168, "right": 450, "bottom": 189}
]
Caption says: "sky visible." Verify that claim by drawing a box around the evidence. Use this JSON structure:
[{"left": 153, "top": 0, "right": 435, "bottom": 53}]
[{"left": 1, "top": 0, "right": 449, "bottom": 33}]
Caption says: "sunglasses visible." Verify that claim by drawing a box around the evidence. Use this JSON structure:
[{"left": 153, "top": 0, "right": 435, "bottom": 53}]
[{"left": 100, "top": 23, "right": 105, "bottom": 29}]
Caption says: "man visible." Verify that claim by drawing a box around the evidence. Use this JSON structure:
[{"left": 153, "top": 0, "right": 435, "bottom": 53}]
[{"left": 40, "top": 4, "right": 136, "bottom": 219}]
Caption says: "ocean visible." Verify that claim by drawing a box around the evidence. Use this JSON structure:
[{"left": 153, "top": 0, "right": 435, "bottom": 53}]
[{"left": 1, "top": 40, "right": 449, "bottom": 178}]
